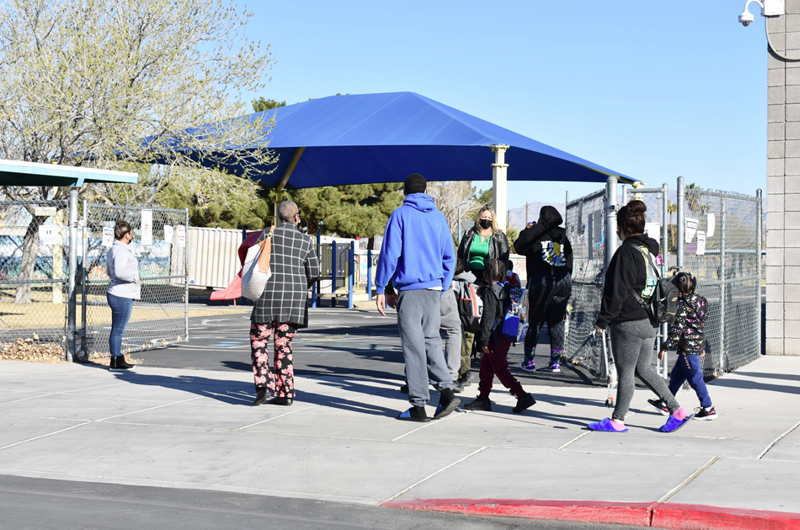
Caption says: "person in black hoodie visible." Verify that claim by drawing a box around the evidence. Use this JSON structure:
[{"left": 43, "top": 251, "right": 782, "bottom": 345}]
[
  {"left": 589, "top": 200, "right": 692, "bottom": 433},
  {"left": 513, "top": 205, "right": 573, "bottom": 373}
]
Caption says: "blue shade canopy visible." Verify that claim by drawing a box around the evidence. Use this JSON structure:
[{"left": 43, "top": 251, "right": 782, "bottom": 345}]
[
  {"left": 0, "top": 159, "right": 138, "bottom": 186},
  {"left": 183, "top": 92, "right": 635, "bottom": 189}
]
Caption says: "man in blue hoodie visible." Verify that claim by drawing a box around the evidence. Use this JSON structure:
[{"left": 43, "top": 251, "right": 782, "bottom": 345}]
[{"left": 376, "top": 174, "right": 459, "bottom": 422}]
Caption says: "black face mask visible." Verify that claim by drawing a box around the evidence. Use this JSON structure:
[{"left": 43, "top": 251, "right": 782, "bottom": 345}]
[{"left": 479, "top": 219, "right": 492, "bottom": 230}]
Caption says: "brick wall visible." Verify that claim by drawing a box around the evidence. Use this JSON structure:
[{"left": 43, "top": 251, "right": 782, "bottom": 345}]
[{"left": 767, "top": 3, "right": 800, "bottom": 355}]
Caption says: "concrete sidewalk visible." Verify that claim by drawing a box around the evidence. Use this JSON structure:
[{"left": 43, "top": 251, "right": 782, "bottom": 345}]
[{"left": 1, "top": 355, "right": 799, "bottom": 528}]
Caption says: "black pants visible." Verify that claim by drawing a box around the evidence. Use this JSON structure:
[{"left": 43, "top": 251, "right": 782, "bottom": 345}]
[{"left": 524, "top": 269, "right": 572, "bottom": 361}]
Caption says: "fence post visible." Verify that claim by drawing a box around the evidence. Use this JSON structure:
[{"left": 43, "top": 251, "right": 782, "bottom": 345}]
[
  {"left": 676, "top": 177, "right": 685, "bottom": 271},
  {"left": 719, "top": 197, "right": 727, "bottom": 374},
  {"left": 660, "top": 183, "right": 670, "bottom": 378},
  {"left": 184, "top": 208, "right": 190, "bottom": 342},
  {"left": 366, "top": 249, "right": 373, "bottom": 300},
  {"left": 564, "top": 190, "right": 570, "bottom": 233},
  {"left": 348, "top": 244, "right": 354, "bottom": 309},
  {"left": 331, "top": 241, "right": 337, "bottom": 307},
  {"left": 81, "top": 200, "right": 88, "bottom": 357},
  {"left": 757, "top": 188, "right": 763, "bottom": 355},
  {"left": 605, "top": 176, "right": 618, "bottom": 275},
  {"left": 67, "top": 188, "right": 78, "bottom": 362}
]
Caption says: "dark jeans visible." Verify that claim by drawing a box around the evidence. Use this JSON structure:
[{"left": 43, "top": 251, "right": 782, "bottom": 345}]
[
  {"left": 478, "top": 334, "right": 524, "bottom": 399},
  {"left": 524, "top": 270, "right": 572, "bottom": 359},
  {"left": 107, "top": 293, "right": 134, "bottom": 358},
  {"left": 669, "top": 354, "right": 712, "bottom": 409}
]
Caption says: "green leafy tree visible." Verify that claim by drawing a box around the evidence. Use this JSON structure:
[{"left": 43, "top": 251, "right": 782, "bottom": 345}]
[
  {"left": 0, "top": 0, "right": 275, "bottom": 302},
  {"left": 252, "top": 98, "right": 286, "bottom": 112},
  {"left": 293, "top": 184, "right": 403, "bottom": 247}
]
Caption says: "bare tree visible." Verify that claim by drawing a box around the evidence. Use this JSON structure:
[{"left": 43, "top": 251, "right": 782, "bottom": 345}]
[
  {"left": 0, "top": 0, "right": 276, "bottom": 302},
  {"left": 426, "top": 181, "right": 477, "bottom": 237}
]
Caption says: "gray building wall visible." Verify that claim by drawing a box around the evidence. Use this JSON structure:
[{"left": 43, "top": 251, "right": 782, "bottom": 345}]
[{"left": 767, "top": 4, "right": 800, "bottom": 355}]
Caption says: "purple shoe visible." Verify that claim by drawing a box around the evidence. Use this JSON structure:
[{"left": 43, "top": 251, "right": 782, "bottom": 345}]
[
  {"left": 588, "top": 417, "right": 628, "bottom": 432},
  {"left": 659, "top": 412, "right": 694, "bottom": 432},
  {"left": 521, "top": 357, "right": 536, "bottom": 373}
]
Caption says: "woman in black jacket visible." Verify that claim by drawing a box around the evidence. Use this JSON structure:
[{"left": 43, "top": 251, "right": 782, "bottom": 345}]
[
  {"left": 514, "top": 205, "right": 573, "bottom": 373},
  {"left": 457, "top": 206, "right": 510, "bottom": 283},
  {"left": 589, "top": 200, "right": 691, "bottom": 433}
]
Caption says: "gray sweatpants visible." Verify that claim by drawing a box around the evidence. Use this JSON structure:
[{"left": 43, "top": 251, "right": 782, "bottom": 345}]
[
  {"left": 396, "top": 289, "right": 453, "bottom": 407},
  {"left": 610, "top": 319, "right": 681, "bottom": 422},
  {"left": 439, "top": 289, "right": 462, "bottom": 382}
]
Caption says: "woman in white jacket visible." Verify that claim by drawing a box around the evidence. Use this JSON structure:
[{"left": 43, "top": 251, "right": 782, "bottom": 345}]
[{"left": 106, "top": 220, "right": 140, "bottom": 370}]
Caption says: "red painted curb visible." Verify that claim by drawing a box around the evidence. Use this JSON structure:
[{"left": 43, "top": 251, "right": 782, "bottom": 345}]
[
  {"left": 382, "top": 499, "right": 800, "bottom": 529},
  {"left": 652, "top": 503, "right": 800, "bottom": 530},
  {"left": 383, "top": 499, "right": 655, "bottom": 527}
]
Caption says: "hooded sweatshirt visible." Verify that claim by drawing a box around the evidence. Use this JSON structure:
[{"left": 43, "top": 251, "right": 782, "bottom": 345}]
[
  {"left": 375, "top": 193, "right": 455, "bottom": 293},
  {"left": 596, "top": 234, "right": 660, "bottom": 329},
  {"left": 514, "top": 205, "right": 573, "bottom": 278}
]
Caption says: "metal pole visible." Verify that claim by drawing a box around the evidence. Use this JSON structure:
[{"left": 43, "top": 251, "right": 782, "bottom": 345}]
[
  {"left": 756, "top": 189, "right": 763, "bottom": 355},
  {"left": 184, "top": 208, "right": 189, "bottom": 342},
  {"left": 67, "top": 188, "right": 78, "bottom": 362},
  {"left": 347, "top": 244, "right": 354, "bottom": 309},
  {"left": 491, "top": 145, "right": 509, "bottom": 232},
  {"left": 605, "top": 177, "right": 618, "bottom": 274},
  {"left": 719, "top": 197, "right": 727, "bottom": 374},
  {"left": 366, "top": 249, "right": 373, "bottom": 301},
  {"left": 621, "top": 185, "right": 628, "bottom": 206},
  {"left": 661, "top": 183, "right": 670, "bottom": 378},
  {"left": 564, "top": 191, "right": 570, "bottom": 233},
  {"left": 457, "top": 205, "right": 462, "bottom": 242},
  {"left": 677, "top": 177, "right": 685, "bottom": 271},
  {"left": 331, "top": 241, "right": 337, "bottom": 308},
  {"left": 525, "top": 201, "right": 529, "bottom": 225},
  {"left": 81, "top": 199, "right": 88, "bottom": 358}
]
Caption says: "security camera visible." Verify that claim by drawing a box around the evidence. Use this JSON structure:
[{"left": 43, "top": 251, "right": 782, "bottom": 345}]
[{"left": 739, "top": 10, "right": 755, "bottom": 26}]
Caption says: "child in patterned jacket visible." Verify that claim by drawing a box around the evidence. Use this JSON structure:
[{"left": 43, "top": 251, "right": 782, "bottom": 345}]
[{"left": 648, "top": 272, "right": 716, "bottom": 420}]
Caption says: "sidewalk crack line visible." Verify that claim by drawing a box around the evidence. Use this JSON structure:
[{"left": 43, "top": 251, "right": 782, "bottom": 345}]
[
  {"left": 558, "top": 431, "right": 589, "bottom": 450},
  {"left": 656, "top": 456, "right": 719, "bottom": 504},
  {"left": 382, "top": 446, "right": 487, "bottom": 503},
  {"left": 758, "top": 420, "right": 800, "bottom": 460}
]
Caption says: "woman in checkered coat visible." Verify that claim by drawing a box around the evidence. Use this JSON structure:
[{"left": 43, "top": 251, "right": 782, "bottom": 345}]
[{"left": 251, "top": 201, "right": 320, "bottom": 407}]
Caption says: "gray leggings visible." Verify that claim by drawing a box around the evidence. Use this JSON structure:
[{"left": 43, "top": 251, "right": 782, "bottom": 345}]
[{"left": 610, "top": 319, "right": 680, "bottom": 422}]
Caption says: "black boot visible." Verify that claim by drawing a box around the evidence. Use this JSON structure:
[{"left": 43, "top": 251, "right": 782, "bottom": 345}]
[
  {"left": 513, "top": 393, "right": 536, "bottom": 414},
  {"left": 269, "top": 396, "right": 293, "bottom": 406},
  {"left": 397, "top": 406, "right": 430, "bottom": 422},
  {"left": 434, "top": 388, "right": 460, "bottom": 419},
  {"left": 109, "top": 356, "right": 134, "bottom": 371},
  {"left": 253, "top": 388, "right": 269, "bottom": 406}
]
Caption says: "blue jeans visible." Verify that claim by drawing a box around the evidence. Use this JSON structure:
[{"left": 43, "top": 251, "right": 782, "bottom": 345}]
[
  {"left": 107, "top": 293, "right": 134, "bottom": 358},
  {"left": 668, "top": 353, "right": 713, "bottom": 409}
]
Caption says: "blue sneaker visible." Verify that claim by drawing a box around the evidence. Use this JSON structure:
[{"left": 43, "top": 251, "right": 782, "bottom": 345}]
[
  {"left": 588, "top": 417, "right": 628, "bottom": 432},
  {"left": 659, "top": 411, "right": 694, "bottom": 432},
  {"left": 521, "top": 357, "right": 536, "bottom": 372}
]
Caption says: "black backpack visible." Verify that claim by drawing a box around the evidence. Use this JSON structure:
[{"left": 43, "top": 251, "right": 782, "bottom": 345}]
[
  {"left": 453, "top": 280, "right": 483, "bottom": 333},
  {"left": 631, "top": 246, "right": 679, "bottom": 324}
]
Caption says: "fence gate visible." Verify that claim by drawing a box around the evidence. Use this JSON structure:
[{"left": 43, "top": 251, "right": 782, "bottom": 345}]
[
  {"left": 80, "top": 203, "right": 189, "bottom": 358},
  {"left": 0, "top": 200, "right": 70, "bottom": 356}
]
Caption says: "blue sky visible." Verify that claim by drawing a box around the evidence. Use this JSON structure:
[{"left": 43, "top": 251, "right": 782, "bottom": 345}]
[{"left": 240, "top": 1, "right": 767, "bottom": 209}]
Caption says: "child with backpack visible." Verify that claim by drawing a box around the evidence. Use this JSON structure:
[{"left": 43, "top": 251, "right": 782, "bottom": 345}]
[
  {"left": 649, "top": 272, "right": 716, "bottom": 420},
  {"left": 452, "top": 258, "right": 480, "bottom": 389},
  {"left": 464, "top": 259, "right": 536, "bottom": 414}
]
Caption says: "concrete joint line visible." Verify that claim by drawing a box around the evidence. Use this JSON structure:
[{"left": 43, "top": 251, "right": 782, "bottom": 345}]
[
  {"left": 0, "top": 421, "right": 92, "bottom": 451},
  {"left": 0, "top": 383, "right": 124, "bottom": 407},
  {"left": 390, "top": 412, "right": 463, "bottom": 442},
  {"left": 235, "top": 404, "right": 321, "bottom": 431},
  {"left": 382, "top": 446, "right": 488, "bottom": 503},
  {"left": 96, "top": 396, "right": 204, "bottom": 422},
  {"left": 758, "top": 420, "right": 800, "bottom": 460},
  {"left": 558, "top": 431, "right": 590, "bottom": 450},
  {"left": 656, "top": 456, "right": 719, "bottom": 504}
]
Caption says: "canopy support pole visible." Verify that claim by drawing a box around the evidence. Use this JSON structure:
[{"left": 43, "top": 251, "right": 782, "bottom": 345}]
[
  {"left": 274, "top": 147, "right": 305, "bottom": 221},
  {"left": 490, "top": 145, "right": 509, "bottom": 232}
]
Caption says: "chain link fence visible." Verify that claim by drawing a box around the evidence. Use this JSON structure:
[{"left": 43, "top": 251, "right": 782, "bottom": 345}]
[
  {"left": 562, "top": 181, "right": 762, "bottom": 380},
  {"left": 682, "top": 187, "right": 762, "bottom": 377},
  {"left": 0, "top": 200, "right": 70, "bottom": 356},
  {"left": 563, "top": 189, "right": 607, "bottom": 375},
  {"left": 81, "top": 203, "right": 188, "bottom": 358}
]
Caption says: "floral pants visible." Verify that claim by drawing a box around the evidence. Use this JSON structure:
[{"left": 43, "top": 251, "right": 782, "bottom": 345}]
[{"left": 250, "top": 322, "right": 297, "bottom": 398}]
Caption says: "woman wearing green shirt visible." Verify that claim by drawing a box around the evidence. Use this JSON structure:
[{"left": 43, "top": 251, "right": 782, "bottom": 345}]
[{"left": 457, "top": 206, "right": 510, "bottom": 283}]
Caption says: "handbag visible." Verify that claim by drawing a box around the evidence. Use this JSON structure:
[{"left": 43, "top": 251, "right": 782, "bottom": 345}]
[{"left": 241, "top": 226, "right": 275, "bottom": 301}]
